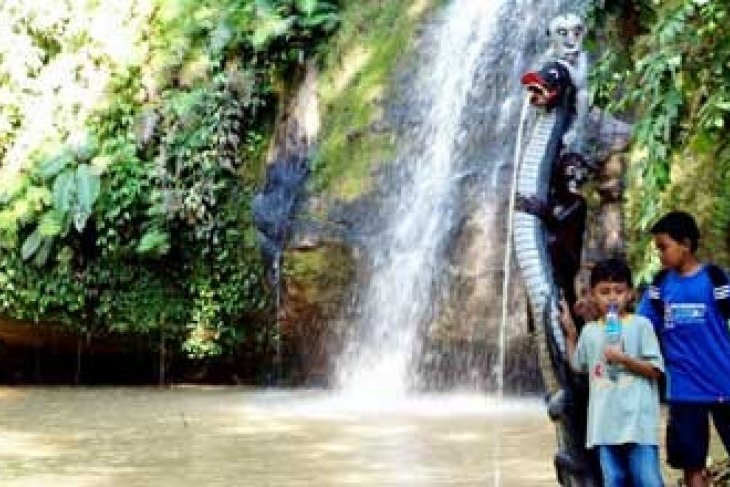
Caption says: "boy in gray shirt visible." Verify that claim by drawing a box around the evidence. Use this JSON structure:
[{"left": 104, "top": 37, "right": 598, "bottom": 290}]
[{"left": 560, "top": 258, "right": 664, "bottom": 486}]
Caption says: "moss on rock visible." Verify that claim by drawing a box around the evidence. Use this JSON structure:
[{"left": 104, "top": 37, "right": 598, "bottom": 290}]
[{"left": 313, "top": 0, "right": 439, "bottom": 200}]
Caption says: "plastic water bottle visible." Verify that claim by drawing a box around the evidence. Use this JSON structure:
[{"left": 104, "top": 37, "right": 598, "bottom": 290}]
[{"left": 605, "top": 303, "right": 622, "bottom": 381}]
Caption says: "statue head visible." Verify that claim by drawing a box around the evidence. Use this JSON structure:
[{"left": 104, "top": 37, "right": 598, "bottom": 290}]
[
  {"left": 521, "top": 61, "right": 572, "bottom": 108},
  {"left": 547, "top": 13, "right": 586, "bottom": 64}
]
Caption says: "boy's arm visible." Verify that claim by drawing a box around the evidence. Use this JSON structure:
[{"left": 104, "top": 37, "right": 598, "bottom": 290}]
[
  {"left": 559, "top": 299, "right": 584, "bottom": 372},
  {"left": 605, "top": 318, "right": 664, "bottom": 380},
  {"left": 604, "top": 347, "right": 662, "bottom": 380}
]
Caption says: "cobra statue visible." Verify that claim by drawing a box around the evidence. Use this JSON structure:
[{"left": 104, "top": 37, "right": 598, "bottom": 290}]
[{"left": 512, "top": 13, "right": 601, "bottom": 486}]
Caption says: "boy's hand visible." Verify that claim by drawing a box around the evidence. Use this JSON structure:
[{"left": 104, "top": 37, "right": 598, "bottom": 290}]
[
  {"left": 558, "top": 299, "right": 577, "bottom": 339},
  {"left": 604, "top": 344, "right": 626, "bottom": 364},
  {"left": 573, "top": 296, "right": 599, "bottom": 321}
]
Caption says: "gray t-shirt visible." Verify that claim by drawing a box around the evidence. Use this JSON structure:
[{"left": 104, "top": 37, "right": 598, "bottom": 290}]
[{"left": 572, "top": 313, "right": 664, "bottom": 448}]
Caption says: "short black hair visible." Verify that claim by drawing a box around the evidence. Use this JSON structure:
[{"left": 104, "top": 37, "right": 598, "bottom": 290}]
[
  {"left": 589, "top": 257, "right": 633, "bottom": 289},
  {"left": 650, "top": 211, "right": 700, "bottom": 252}
]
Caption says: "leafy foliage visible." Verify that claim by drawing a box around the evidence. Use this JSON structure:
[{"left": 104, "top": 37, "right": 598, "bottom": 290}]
[
  {"left": 0, "top": 0, "right": 340, "bottom": 360},
  {"left": 591, "top": 0, "right": 730, "bottom": 281}
]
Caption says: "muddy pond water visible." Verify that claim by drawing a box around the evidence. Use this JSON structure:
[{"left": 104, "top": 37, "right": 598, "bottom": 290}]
[{"left": 0, "top": 388, "right": 562, "bottom": 486}]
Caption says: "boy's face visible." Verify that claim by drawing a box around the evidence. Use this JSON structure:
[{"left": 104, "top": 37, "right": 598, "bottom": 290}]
[
  {"left": 653, "top": 233, "right": 690, "bottom": 270},
  {"left": 591, "top": 281, "right": 633, "bottom": 317}
]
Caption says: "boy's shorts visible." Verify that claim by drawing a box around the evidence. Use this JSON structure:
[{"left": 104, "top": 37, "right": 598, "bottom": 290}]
[{"left": 666, "top": 402, "right": 730, "bottom": 470}]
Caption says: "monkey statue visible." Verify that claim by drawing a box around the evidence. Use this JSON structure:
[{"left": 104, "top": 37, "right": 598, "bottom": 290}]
[{"left": 533, "top": 13, "right": 590, "bottom": 154}]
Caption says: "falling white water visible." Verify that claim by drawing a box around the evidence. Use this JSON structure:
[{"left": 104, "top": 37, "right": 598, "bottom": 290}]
[{"left": 336, "top": 0, "right": 505, "bottom": 399}]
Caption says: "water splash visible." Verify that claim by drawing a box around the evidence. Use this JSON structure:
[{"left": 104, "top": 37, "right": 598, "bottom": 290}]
[{"left": 336, "top": 0, "right": 505, "bottom": 398}]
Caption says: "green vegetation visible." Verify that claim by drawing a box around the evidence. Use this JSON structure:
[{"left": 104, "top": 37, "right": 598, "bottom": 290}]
[
  {"left": 0, "top": 0, "right": 340, "bottom": 360},
  {"left": 590, "top": 0, "right": 730, "bottom": 282},
  {"left": 313, "top": 0, "right": 438, "bottom": 200},
  {"left": 283, "top": 244, "right": 354, "bottom": 304}
]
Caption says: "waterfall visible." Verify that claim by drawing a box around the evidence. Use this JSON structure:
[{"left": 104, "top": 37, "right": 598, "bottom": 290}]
[{"left": 335, "top": 0, "right": 589, "bottom": 398}]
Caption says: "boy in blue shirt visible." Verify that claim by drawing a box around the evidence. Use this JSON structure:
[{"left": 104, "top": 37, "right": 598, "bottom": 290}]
[
  {"left": 637, "top": 211, "right": 730, "bottom": 487},
  {"left": 561, "top": 258, "right": 664, "bottom": 486}
]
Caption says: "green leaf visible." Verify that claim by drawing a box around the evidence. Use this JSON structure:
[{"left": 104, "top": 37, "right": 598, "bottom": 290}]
[
  {"left": 295, "top": 0, "right": 317, "bottom": 16},
  {"left": 252, "top": 14, "right": 294, "bottom": 48},
  {"left": 690, "top": 132, "right": 715, "bottom": 153},
  {"left": 76, "top": 164, "right": 101, "bottom": 217},
  {"left": 136, "top": 229, "right": 171, "bottom": 256},
  {"left": 52, "top": 169, "right": 76, "bottom": 213},
  {"left": 73, "top": 210, "right": 89, "bottom": 233},
  {"left": 33, "top": 238, "right": 53, "bottom": 266},
  {"left": 38, "top": 210, "right": 64, "bottom": 237},
  {"left": 21, "top": 228, "right": 42, "bottom": 261},
  {"left": 72, "top": 133, "right": 98, "bottom": 161},
  {"left": 299, "top": 13, "right": 339, "bottom": 29},
  {"left": 37, "top": 152, "right": 74, "bottom": 180}
]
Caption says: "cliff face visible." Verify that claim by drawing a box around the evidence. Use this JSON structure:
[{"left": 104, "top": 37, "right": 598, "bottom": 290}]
[
  {"left": 270, "top": 1, "right": 637, "bottom": 391},
  {"left": 269, "top": 1, "right": 540, "bottom": 390},
  {"left": 263, "top": 1, "right": 441, "bottom": 386}
]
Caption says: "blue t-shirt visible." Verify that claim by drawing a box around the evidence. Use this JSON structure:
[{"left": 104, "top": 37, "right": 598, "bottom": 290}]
[{"left": 637, "top": 265, "right": 730, "bottom": 402}]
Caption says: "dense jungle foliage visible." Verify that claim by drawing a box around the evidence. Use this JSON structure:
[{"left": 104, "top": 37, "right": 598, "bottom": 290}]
[
  {"left": 0, "top": 0, "right": 339, "bottom": 360},
  {"left": 590, "top": 0, "right": 730, "bottom": 282}
]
